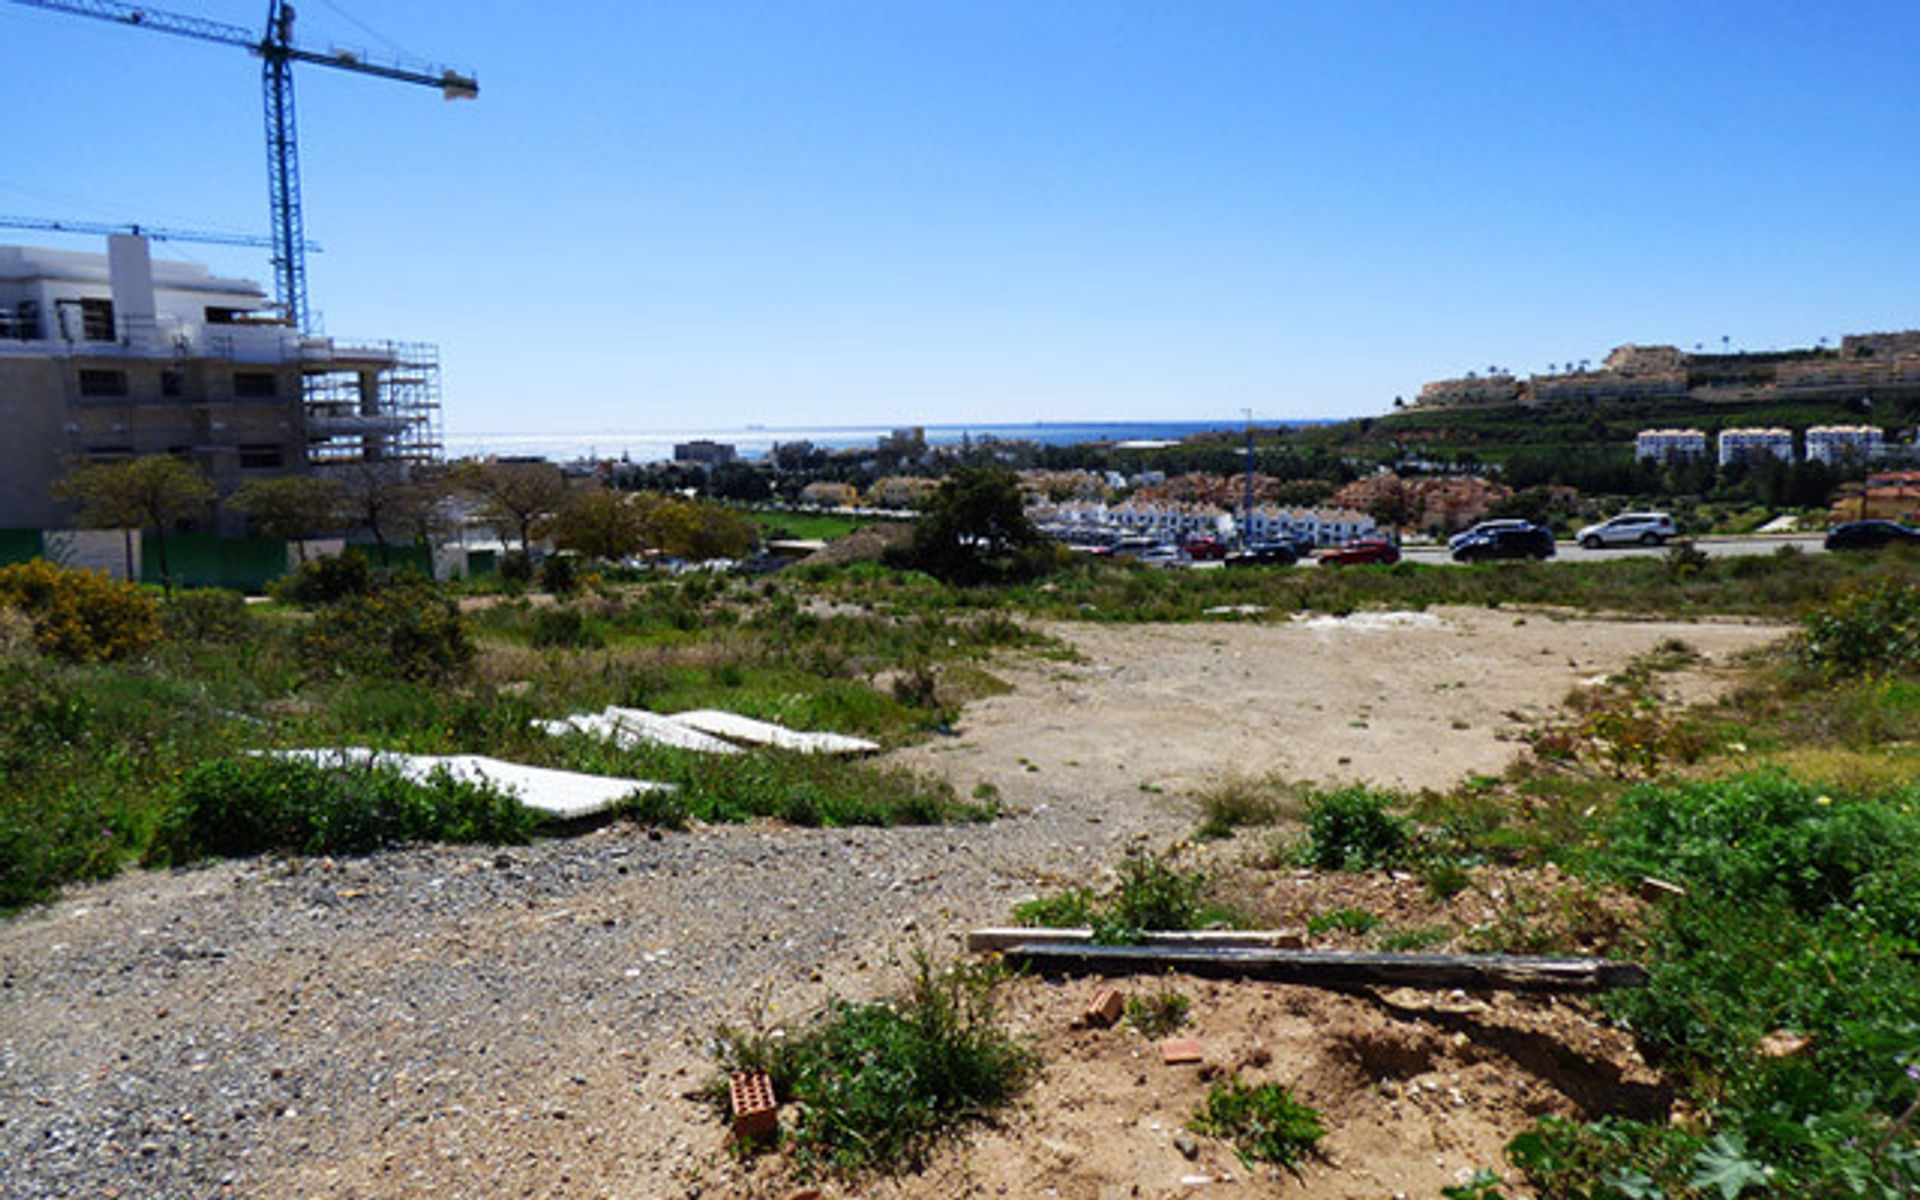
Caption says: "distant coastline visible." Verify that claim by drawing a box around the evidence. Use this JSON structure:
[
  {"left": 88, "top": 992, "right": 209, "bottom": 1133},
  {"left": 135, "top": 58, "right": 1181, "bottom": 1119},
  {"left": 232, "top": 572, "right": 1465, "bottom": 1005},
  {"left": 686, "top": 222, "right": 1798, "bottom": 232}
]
[{"left": 444, "top": 419, "right": 1336, "bottom": 464}]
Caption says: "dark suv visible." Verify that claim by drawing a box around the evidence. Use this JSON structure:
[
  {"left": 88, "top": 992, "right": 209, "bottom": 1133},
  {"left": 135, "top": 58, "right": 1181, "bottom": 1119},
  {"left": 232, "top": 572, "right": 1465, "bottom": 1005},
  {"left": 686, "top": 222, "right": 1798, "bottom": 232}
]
[
  {"left": 1451, "top": 523, "right": 1556, "bottom": 563},
  {"left": 1224, "top": 541, "right": 1300, "bottom": 567}
]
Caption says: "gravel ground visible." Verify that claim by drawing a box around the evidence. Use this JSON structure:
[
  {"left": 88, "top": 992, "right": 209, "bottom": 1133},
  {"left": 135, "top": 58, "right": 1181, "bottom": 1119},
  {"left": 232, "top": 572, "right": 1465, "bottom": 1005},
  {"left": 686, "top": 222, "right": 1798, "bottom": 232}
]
[{"left": 0, "top": 799, "right": 1185, "bottom": 1199}]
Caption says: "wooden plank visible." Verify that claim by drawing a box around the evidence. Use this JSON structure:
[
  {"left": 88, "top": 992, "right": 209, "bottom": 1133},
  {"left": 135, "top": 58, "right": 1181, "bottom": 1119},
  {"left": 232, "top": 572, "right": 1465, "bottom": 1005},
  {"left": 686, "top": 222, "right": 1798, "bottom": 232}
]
[
  {"left": 998, "top": 941, "right": 1648, "bottom": 993},
  {"left": 966, "top": 927, "right": 1305, "bottom": 954}
]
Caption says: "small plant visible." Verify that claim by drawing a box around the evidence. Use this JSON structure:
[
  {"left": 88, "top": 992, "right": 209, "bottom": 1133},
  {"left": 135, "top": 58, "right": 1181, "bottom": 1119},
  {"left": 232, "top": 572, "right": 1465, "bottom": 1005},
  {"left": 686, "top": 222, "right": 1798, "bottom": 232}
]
[
  {"left": 1377, "top": 923, "right": 1453, "bottom": 952},
  {"left": 1012, "top": 887, "right": 1098, "bottom": 928},
  {"left": 529, "top": 605, "right": 604, "bottom": 649},
  {"left": 1123, "top": 977, "right": 1191, "bottom": 1037},
  {"left": 709, "top": 955, "right": 1035, "bottom": 1176},
  {"left": 1193, "top": 773, "right": 1291, "bottom": 840},
  {"left": 1303, "top": 786, "right": 1409, "bottom": 870},
  {"left": 1421, "top": 858, "right": 1472, "bottom": 900},
  {"left": 1188, "top": 1075, "right": 1325, "bottom": 1169},
  {"left": 1306, "top": 906, "right": 1380, "bottom": 937},
  {"left": 1796, "top": 580, "right": 1920, "bottom": 678},
  {"left": 1095, "top": 848, "right": 1222, "bottom": 943}
]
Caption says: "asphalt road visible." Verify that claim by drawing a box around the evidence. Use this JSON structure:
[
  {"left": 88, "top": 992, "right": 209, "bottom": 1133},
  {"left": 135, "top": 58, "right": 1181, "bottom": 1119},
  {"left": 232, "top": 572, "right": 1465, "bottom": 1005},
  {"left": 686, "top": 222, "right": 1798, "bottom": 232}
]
[{"left": 1399, "top": 532, "right": 1828, "bottom": 566}]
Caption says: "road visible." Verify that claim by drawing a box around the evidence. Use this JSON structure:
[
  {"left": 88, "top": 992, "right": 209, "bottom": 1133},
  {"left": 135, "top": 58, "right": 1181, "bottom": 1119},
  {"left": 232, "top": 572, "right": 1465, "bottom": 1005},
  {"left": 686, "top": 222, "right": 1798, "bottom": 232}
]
[{"left": 1398, "top": 532, "right": 1827, "bottom": 565}]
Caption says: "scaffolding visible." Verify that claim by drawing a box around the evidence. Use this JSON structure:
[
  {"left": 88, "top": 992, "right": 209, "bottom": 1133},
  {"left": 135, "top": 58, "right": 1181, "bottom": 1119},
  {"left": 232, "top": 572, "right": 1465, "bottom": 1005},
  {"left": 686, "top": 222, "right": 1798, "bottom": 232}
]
[{"left": 301, "top": 339, "right": 444, "bottom": 466}]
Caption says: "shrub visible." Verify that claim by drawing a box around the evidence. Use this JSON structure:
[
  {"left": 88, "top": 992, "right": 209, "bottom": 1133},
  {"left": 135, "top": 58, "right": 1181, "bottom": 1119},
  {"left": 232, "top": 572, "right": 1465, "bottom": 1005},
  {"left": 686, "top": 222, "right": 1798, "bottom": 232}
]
[
  {"left": 529, "top": 605, "right": 604, "bottom": 649},
  {"left": 536, "top": 553, "right": 580, "bottom": 595},
  {"left": 1796, "top": 580, "right": 1920, "bottom": 677},
  {"left": 496, "top": 550, "right": 533, "bottom": 585},
  {"left": 1193, "top": 773, "right": 1290, "bottom": 840},
  {"left": 711, "top": 956, "right": 1035, "bottom": 1175},
  {"left": 1306, "top": 906, "right": 1380, "bottom": 936},
  {"left": 1303, "top": 787, "right": 1409, "bottom": 870},
  {"left": 1188, "top": 1076, "right": 1325, "bottom": 1169},
  {"left": 161, "top": 588, "right": 253, "bottom": 643},
  {"left": 147, "top": 755, "right": 533, "bottom": 862},
  {"left": 1097, "top": 848, "right": 1218, "bottom": 943},
  {"left": 298, "top": 579, "right": 475, "bottom": 682},
  {"left": 0, "top": 559, "right": 160, "bottom": 663},
  {"left": 270, "top": 549, "right": 373, "bottom": 606}
]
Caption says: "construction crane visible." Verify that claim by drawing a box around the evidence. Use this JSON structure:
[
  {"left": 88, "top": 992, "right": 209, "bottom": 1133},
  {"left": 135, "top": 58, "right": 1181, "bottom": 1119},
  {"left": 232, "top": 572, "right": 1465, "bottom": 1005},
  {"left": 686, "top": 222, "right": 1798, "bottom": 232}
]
[
  {"left": 8, "top": 0, "right": 477, "bottom": 332},
  {"left": 0, "top": 213, "right": 319, "bottom": 253}
]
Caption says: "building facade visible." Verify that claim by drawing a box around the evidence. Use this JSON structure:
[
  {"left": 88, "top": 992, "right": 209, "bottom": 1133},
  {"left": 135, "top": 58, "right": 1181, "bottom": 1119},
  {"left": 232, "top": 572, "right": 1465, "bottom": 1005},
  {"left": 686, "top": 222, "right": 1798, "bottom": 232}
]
[
  {"left": 1635, "top": 428, "right": 1709, "bottom": 462},
  {"left": 1804, "top": 425, "right": 1884, "bottom": 466},
  {"left": 0, "top": 235, "right": 441, "bottom": 532},
  {"left": 1716, "top": 427, "right": 1795, "bottom": 468}
]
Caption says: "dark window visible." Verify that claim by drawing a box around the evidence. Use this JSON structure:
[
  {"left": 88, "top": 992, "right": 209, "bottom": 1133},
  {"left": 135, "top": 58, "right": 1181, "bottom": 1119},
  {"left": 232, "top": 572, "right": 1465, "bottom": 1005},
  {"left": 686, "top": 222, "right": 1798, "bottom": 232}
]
[
  {"left": 77, "top": 369, "right": 129, "bottom": 397},
  {"left": 233, "top": 372, "right": 278, "bottom": 398},
  {"left": 161, "top": 370, "right": 183, "bottom": 397},
  {"left": 204, "top": 306, "right": 243, "bottom": 325},
  {"left": 80, "top": 298, "right": 115, "bottom": 341},
  {"left": 238, "top": 444, "right": 285, "bottom": 470}
]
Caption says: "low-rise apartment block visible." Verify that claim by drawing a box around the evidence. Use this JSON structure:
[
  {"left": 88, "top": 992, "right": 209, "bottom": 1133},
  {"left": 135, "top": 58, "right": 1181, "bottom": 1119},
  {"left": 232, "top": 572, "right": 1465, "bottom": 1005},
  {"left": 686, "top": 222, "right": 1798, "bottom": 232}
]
[
  {"left": 1717, "top": 427, "right": 1794, "bottom": 467},
  {"left": 1635, "top": 428, "right": 1708, "bottom": 462},
  {"left": 1804, "top": 425, "right": 1884, "bottom": 466}
]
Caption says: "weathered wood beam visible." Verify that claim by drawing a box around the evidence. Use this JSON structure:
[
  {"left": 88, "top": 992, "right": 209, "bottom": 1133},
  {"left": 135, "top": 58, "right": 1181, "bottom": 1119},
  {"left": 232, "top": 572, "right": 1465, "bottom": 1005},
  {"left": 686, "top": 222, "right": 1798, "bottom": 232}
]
[
  {"left": 966, "top": 927, "right": 1304, "bottom": 954},
  {"left": 996, "top": 941, "right": 1648, "bottom": 993}
]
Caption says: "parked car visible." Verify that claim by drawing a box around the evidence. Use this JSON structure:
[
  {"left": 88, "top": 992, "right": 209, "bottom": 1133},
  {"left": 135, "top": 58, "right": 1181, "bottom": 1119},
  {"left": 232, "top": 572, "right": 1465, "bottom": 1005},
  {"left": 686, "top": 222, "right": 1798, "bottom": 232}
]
[
  {"left": 1224, "top": 541, "right": 1299, "bottom": 568},
  {"left": 1109, "top": 535, "right": 1160, "bottom": 559},
  {"left": 1451, "top": 523, "right": 1556, "bottom": 562},
  {"left": 1318, "top": 537, "right": 1401, "bottom": 566},
  {"left": 1182, "top": 535, "right": 1229, "bottom": 561},
  {"left": 1136, "top": 544, "right": 1189, "bottom": 568},
  {"left": 1447, "top": 519, "right": 1535, "bottom": 553},
  {"left": 1824, "top": 520, "right": 1920, "bottom": 551},
  {"left": 1576, "top": 511, "right": 1677, "bottom": 549}
]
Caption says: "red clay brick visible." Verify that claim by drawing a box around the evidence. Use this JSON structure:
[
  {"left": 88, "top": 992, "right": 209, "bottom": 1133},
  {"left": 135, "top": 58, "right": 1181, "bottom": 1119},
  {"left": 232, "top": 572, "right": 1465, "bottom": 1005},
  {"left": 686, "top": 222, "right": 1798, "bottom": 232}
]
[
  {"left": 787, "top": 1190, "right": 823, "bottom": 1200},
  {"left": 729, "top": 1070, "right": 778, "bottom": 1139},
  {"left": 1084, "top": 987, "right": 1125, "bottom": 1027},
  {"left": 1159, "top": 1037, "right": 1204, "bottom": 1065}
]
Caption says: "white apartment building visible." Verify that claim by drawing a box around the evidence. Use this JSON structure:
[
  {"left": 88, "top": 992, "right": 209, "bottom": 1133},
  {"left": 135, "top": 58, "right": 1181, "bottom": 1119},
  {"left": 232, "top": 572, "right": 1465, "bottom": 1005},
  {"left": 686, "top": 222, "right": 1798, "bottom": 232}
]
[
  {"left": 1235, "top": 505, "right": 1376, "bottom": 548},
  {"left": 1716, "top": 427, "right": 1795, "bottom": 468},
  {"left": 1635, "top": 428, "right": 1708, "bottom": 463},
  {"left": 0, "top": 235, "right": 441, "bottom": 532},
  {"left": 1804, "top": 425, "right": 1884, "bottom": 466}
]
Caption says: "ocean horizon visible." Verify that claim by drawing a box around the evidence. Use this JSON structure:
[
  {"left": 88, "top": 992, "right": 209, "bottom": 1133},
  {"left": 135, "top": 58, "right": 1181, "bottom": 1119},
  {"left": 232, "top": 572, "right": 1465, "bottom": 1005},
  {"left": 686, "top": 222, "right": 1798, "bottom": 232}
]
[{"left": 443, "top": 419, "right": 1335, "bottom": 464}]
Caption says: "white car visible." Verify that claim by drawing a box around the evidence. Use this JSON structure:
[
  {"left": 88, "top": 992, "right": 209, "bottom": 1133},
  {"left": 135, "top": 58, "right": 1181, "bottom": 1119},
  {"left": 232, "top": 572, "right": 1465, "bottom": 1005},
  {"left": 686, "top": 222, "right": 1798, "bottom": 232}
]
[{"left": 1576, "top": 512, "right": 1677, "bottom": 549}]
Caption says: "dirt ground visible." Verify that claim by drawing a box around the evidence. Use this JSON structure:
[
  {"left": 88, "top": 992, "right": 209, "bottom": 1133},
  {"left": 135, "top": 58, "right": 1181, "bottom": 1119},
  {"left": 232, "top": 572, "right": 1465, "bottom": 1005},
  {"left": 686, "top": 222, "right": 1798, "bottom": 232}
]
[{"left": 0, "top": 608, "right": 1786, "bottom": 1200}]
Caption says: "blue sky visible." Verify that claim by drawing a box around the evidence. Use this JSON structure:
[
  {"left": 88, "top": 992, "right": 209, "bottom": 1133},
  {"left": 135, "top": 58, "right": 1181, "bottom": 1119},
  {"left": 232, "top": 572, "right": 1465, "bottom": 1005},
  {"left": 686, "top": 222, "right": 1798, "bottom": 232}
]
[{"left": 3, "top": 1, "right": 1917, "bottom": 436}]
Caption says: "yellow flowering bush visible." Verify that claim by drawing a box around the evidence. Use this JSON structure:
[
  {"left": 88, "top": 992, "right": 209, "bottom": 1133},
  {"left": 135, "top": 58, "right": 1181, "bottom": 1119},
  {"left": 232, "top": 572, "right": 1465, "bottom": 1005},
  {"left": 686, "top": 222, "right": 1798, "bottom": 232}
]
[{"left": 0, "top": 559, "right": 160, "bottom": 663}]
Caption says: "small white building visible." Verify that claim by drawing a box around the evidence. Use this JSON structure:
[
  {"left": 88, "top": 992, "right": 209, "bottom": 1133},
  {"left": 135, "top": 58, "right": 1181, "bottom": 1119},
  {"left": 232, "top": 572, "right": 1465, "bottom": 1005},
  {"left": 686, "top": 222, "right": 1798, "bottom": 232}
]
[
  {"left": 1805, "top": 425, "right": 1884, "bottom": 466},
  {"left": 1717, "top": 427, "right": 1795, "bottom": 468},
  {"left": 1635, "top": 428, "right": 1708, "bottom": 463}
]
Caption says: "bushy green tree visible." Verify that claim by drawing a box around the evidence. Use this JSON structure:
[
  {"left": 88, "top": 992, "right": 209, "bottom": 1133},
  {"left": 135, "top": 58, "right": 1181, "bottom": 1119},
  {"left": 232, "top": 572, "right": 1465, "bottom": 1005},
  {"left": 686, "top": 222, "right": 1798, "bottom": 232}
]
[
  {"left": 52, "top": 456, "right": 214, "bottom": 591},
  {"left": 895, "top": 467, "right": 1050, "bottom": 584}
]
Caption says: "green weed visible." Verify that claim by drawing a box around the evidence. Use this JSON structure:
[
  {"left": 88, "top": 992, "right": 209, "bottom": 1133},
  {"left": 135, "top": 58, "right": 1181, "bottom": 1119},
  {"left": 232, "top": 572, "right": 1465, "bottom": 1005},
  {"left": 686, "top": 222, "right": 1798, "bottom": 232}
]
[{"left": 1188, "top": 1076, "right": 1325, "bottom": 1170}]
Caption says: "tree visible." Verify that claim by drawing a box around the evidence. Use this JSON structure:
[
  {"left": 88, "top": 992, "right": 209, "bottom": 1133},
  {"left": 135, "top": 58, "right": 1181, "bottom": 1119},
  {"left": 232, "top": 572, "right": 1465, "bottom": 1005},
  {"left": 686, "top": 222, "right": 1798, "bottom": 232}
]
[
  {"left": 633, "top": 493, "right": 756, "bottom": 561},
  {"left": 52, "top": 456, "right": 214, "bottom": 591},
  {"left": 548, "top": 486, "right": 648, "bottom": 563},
  {"left": 450, "top": 460, "right": 570, "bottom": 555},
  {"left": 228, "top": 475, "right": 345, "bottom": 562},
  {"left": 898, "top": 467, "right": 1047, "bottom": 584},
  {"left": 335, "top": 462, "right": 445, "bottom": 566}
]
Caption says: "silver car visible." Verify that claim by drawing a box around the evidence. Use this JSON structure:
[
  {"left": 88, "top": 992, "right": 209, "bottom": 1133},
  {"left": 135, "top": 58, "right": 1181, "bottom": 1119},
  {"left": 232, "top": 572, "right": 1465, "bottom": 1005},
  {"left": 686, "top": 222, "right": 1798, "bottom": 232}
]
[{"left": 1576, "top": 512, "right": 1676, "bottom": 548}]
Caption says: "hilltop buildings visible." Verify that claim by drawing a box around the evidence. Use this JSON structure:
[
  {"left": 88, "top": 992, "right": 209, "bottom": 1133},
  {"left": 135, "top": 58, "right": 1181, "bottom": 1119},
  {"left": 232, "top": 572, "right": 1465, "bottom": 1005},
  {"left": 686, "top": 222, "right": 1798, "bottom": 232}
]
[
  {"left": 1418, "top": 331, "right": 1920, "bottom": 411},
  {"left": 0, "top": 234, "right": 442, "bottom": 535}
]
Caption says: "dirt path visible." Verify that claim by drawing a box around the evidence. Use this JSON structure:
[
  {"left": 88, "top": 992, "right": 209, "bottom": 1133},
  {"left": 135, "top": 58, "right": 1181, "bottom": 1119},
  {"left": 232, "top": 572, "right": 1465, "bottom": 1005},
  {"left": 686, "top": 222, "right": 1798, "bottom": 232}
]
[{"left": 0, "top": 610, "right": 1785, "bottom": 1199}]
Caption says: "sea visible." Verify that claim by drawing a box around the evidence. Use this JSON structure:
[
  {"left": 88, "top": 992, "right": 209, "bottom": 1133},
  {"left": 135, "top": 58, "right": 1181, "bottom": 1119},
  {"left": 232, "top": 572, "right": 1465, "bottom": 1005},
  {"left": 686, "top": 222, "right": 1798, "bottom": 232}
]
[{"left": 443, "top": 420, "right": 1323, "bottom": 464}]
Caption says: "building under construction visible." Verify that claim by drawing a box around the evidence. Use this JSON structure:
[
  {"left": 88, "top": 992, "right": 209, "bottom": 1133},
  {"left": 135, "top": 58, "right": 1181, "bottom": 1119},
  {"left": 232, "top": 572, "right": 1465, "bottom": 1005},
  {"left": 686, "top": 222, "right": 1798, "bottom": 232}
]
[{"left": 0, "top": 233, "right": 442, "bottom": 534}]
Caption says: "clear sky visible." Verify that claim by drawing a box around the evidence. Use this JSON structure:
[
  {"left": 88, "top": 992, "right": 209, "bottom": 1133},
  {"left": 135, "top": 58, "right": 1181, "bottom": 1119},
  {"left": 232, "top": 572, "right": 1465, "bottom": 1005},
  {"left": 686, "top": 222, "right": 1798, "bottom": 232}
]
[{"left": 3, "top": 1, "right": 1917, "bottom": 436}]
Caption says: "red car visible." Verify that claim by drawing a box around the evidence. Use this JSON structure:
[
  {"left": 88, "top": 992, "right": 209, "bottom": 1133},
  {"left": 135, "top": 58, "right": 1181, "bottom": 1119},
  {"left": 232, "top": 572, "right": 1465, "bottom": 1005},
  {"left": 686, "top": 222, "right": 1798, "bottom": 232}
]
[
  {"left": 1317, "top": 537, "right": 1400, "bottom": 566},
  {"left": 1182, "top": 535, "right": 1228, "bottom": 561}
]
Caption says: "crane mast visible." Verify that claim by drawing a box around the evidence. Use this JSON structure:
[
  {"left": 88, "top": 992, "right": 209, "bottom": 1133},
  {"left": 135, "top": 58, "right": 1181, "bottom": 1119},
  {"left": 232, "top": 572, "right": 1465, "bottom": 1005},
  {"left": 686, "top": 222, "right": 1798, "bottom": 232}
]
[{"left": 7, "top": 0, "right": 477, "bottom": 331}]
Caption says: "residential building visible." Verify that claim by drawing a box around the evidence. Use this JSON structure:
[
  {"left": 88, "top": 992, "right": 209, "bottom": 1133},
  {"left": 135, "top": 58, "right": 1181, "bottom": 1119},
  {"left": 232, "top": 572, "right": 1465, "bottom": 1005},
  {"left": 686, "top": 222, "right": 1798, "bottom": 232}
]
[
  {"left": 1717, "top": 427, "right": 1795, "bottom": 467},
  {"left": 869, "top": 475, "right": 939, "bottom": 508},
  {"left": 672, "top": 439, "right": 737, "bottom": 466},
  {"left": 1804, "top": 425, "right": 1883, "bottom": 466},
  {"left": 1235, "top": 505, "right": 1375, "bottom": 547},
  {"left": 0, "top": 234, "right": 441, "bottom": 533},
  {"left": 1635, "top": 428, "right": 1709, "bottom": 463},
  {"left": 798, "top": 481, "right": 858, "bottom": 508}
]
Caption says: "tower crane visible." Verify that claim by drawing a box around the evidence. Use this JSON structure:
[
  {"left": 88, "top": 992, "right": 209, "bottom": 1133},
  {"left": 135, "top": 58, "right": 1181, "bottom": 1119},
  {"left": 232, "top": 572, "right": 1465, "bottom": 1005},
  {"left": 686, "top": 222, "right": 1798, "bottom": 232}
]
[
  {"left": 0, "top": 213, "right": 319, "bottom": 253},
  {"left": 7, "top": 0, "right": 477, "bottom": 332}
]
